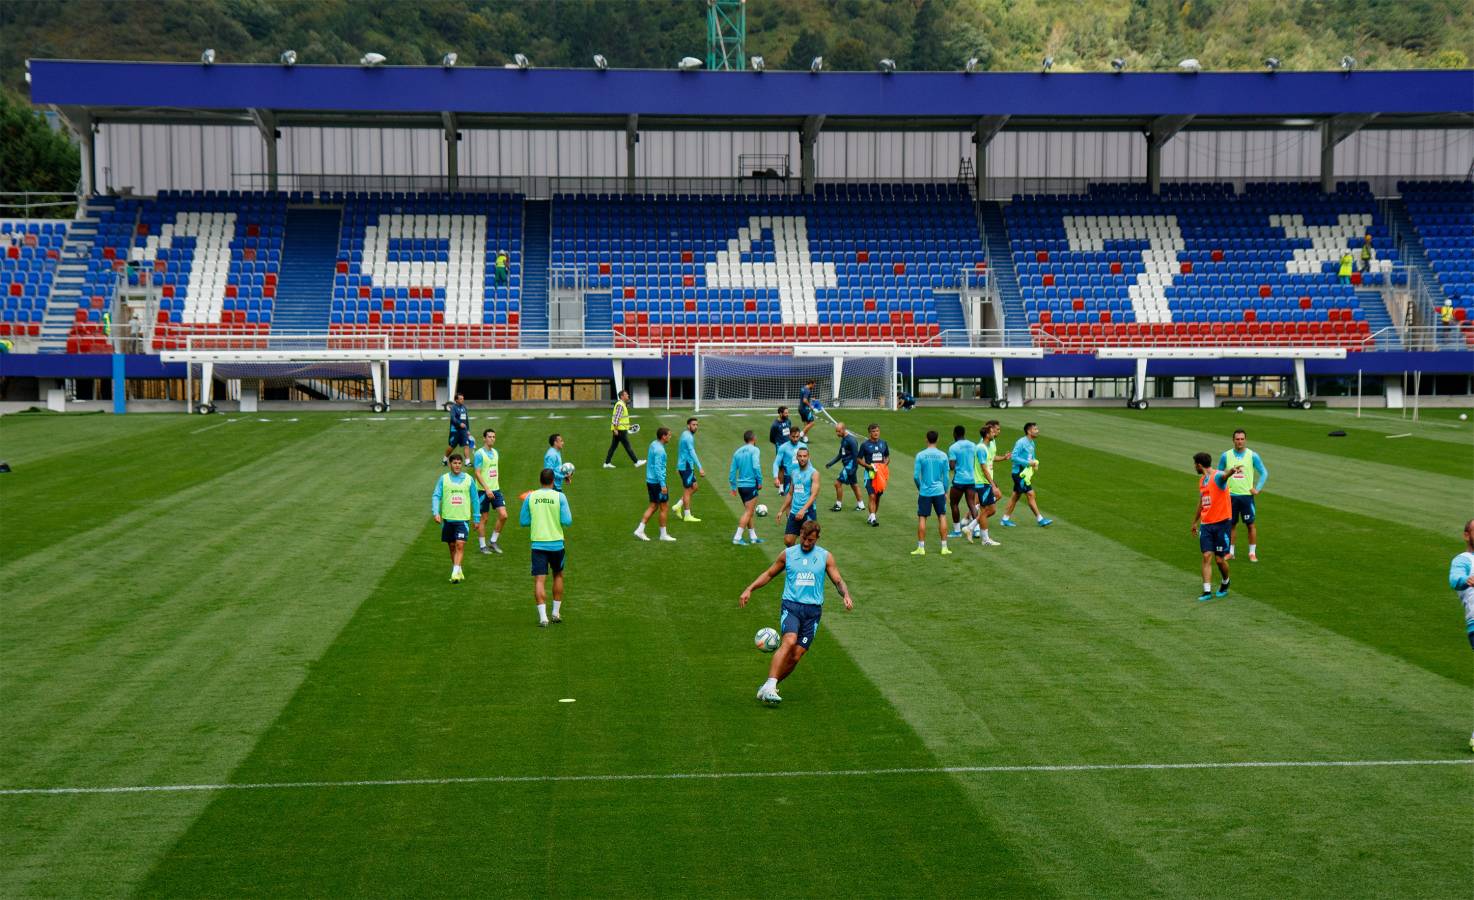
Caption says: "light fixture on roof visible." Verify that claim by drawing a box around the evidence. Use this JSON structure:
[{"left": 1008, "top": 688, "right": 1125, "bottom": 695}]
[
  {"left": 24, "top": 59, "right": 30, "bottom": 84},
  {"left": 280, "top": 50, "right": 297, "bottom": 66},
  {"left": 964, "top": 57, "right": 980, "bottom": 73},
  {"left": 750, "top": 55, "right": 765, "bottom": 71},
  {"left": 1340, "top": 55, "right": 1356, "bottom": 71},
  {"left": 593, "top": 54, "right": 608, "bottom": 70},
  {"left": 441, "top": 52, "right": 458, "bottom": 68},
  {"left": 1110, "top": 57, "right": 1127, "bottom": 72},
  {"left": 200, "top": 48, "right": 216, "bottom": 66},
  {"left": 877, "top": 58, "right": 897, "bottom": 73},
  {"left": 514, "top": 53, "right": 531, "bottom": 69},
  {"left": 1263, "top": 57, "right": 1281, "bottom": 71},
  {"left": 360, "top": 52, "right": 386, "bottom": 67},
  {"left": 1178, "top": 58, "right": 1201, "bottom": 72},
  {"left": 1041, "top": 56, "right": 1054, "bottom": 72},
  {"left": 810, "top": 56, "right": 823, "bottom": 73},
  {"left": 678, "top": 56, "right": 703, "bottom": 71}
]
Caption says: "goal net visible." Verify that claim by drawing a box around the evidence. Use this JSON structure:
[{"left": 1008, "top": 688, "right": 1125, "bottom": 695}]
[
  {"left": 180, "top": 333, "right": 391, "bottom": 410},
  {"left": 694, "top": 343, "right": 898, "bottom": 412}
]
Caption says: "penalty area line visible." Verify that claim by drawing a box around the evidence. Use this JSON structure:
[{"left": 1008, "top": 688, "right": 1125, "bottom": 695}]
[{"left": 1, "top": 758, "right": 1469, "bottom": 798}]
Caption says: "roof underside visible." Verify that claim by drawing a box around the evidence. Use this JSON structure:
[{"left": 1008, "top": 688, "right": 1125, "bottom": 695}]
[{"left": 29, "top": 60, "right": 1474, "bottom": 132}]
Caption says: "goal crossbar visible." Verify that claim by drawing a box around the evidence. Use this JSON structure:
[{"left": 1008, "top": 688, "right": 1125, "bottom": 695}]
[{"left": 694, "top": 342, "right": 899, "bottom": 412}]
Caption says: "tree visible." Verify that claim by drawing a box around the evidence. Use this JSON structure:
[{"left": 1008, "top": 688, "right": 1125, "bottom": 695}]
[
  {"left": 786, "top": 27, "right": 828, "bottom": 69},
  {"left": 0, "top": 89, "right": 80, "bottom": 218},
  {"left": 827, "top": 36, "right": 872, "bottom": 71}
]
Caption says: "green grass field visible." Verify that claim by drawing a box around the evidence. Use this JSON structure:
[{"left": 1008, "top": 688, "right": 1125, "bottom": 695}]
[{"left": 2, "top": 404, "right": 1471, "bottom": 898}]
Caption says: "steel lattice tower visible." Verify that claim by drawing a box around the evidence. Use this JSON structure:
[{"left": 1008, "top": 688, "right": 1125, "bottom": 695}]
[{"left": 707, "top": 0, "right": 747, "bottom": 71}]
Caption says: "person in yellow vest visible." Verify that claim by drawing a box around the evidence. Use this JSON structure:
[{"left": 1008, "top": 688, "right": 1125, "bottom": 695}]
[
  {"left": 495, "top": 250, "right": 509, "bottom": 286},
  {"left": 603, "top": 389, "right": 642, "bottom": 468},
  {"left": 521, "top": 467, "right": 573, "bottom": 626},
  {"left": 432, "top": 454, "right": 481, "bottom": 584},
  {"left": 472, "top": 428, "right": 507, "bottom": 555},
  {"left": 1359, "top": 234, "right": 1374, "bottom": 273},
  {"left": 1337, "top": 252, "right": 1354, "bottom": 285},
  {"left": 1440, "top": 305, "right": 1454, "bottom": 326}
]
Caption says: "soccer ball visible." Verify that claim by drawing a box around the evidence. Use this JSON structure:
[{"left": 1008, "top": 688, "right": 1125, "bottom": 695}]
[
  {"left": 754, "top": 627, "right": 780, "bottom": 652},
  {"left": 629, "top": 423, "right": 641, "bottom": 434},
  {"left": 755, "top": 504, "right": 769, "bottom": 517},
  {"left": 1236, "top": 406, "right": 1244, "bottom": 412},
  {"left": 1462, "top": 413, "right": 1469, "bottom": 421},
  {"left": 559, "top": 462, "right": 575, "bottom": 476}
]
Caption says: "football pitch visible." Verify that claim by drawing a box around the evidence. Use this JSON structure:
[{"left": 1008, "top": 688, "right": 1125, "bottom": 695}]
[{"left": 2, "top": 404, "right": 1470, "bottom": 897}]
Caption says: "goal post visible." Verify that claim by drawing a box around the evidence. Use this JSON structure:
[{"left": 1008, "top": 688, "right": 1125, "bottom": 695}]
[
  {"left": 694, "top": 343, "right": 898, "bottom": 412},
  {"left": 179, "top": 333, "right": 393, "bottom": 412}
]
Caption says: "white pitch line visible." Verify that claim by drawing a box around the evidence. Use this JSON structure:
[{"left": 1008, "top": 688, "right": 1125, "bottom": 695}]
[{"left": 2, "top": 758, "right": 1467, "bottom": 798}]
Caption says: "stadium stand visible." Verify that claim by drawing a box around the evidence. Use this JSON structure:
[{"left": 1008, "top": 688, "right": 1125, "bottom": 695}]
[
  {"left": 329, "top": 192, "right": 523, "bottom": 349},
  {"left": 551, "top": 183, "right": 984, "bottom": 350},
  {"left": 0, "top": 220, "right": 65, "bottom": 341},
  {"left": 1397, "top": 179, "right": 1474, "bottom": 346},
  {"left": 1007, "top": 182, "right": 1402, "bottom": 352}
]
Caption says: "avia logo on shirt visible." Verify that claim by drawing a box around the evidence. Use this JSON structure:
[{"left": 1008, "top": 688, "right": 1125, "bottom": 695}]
[{"left": 794, "top": 571, "right": 817, "bottom": 588}]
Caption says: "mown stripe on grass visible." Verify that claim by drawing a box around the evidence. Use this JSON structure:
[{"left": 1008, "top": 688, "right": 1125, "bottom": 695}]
[{"left": 0, "top": 415, "right": 431, "bottom": 899}]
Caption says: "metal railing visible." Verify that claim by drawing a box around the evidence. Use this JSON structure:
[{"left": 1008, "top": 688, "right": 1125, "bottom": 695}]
[{"left": 0, "top": 190, "right": 81, "bottom": 218}]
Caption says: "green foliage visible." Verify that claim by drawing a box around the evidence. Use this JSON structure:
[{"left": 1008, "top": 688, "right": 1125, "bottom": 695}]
[
  {"left": 0, "top": 88, "right": 79, "bottom": 217},
  {"left": 0, "top": 0, "right": 1467, "bottom": 83}
]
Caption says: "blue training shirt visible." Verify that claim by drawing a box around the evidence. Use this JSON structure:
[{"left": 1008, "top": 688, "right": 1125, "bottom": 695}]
[
  {"left": 677, "top": 429, "right": 702, "bottom": 471},
  {"left": 948, "top": 439, "right": 979, "bottom": 485},
  {"left": 769, "top": 417, "right": 791, "bottom": 447},
  {"left": 729, "top": 443, "right": 762, "bottom": 490},
  {"left": 827, "top": 432, "right": 860, "bottom": 468},
  {"left": 543, "top": 446, "right": 565, "bottom": 489},
  {"left": 1010, "top": 436, "right": 1037, "bottom": 475},
  {"left": 448, "top": 403, "right": 469, "bottom": 431},
  {"left": 645, "top": 440, "right": 668, "bottom": 486},
  {"left": 782, "top": 544, "right": 830, "bottom": 605},
  {"left": 914, "top": 446, "right": 950, "bottom": 497},
  {"left": 773, "top": 438, "right": 808, "bottom": 480},
  {"left": 790, "top": 462, "right": 818, "bottom": 512}
]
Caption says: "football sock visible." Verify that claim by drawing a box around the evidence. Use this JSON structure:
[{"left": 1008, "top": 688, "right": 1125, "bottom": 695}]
[
  {"left": 660, "top": 527, "right": 670, "bottom": 538},
  {"left": 491, "top": 533, "right": 499, "bottom": 544},
  {"left": 763, "top": 677, "right": 778, "bottom": 692},
  {"left": 1001, "top": 515, "right": 1011, "bottom": 522},
  {"left": 1229, "top": 544, "right": 1236, "bottom": 556},
  {"left": 634, "top": 523, "right": 646, "bottom": 535},
  {"left": 733, "top": 527, "right": 744, "bottom": 541},
  {"left": 941, "top": 540, "right": 949, "bottom": 550},
  {"left": 1220, "top": 579, "right": 1230, "bottom": 589},
  {"left": 1036, "top": 514, "right": 1045, "bottom": 522},
  {"left": 981, "top": 529, "right": 990, "bottom": 541},
  {"left": 917, "top": 541, "right": 925, "bottom": 550},
  {"left": 1203, "top": 582, "right": 1212, "bottom": 593},
  {"left": 1249, "top": 544, "right": 1256, "bottom": 554},
  {"left": 479, "top": 537, "right": 487, "bottom": 548},
  {"left": 538, "top": 604, "right": 549, "bottom": 623},
  {"left": 552, "top": 600, "right": 561, "bottom": 616},
  {"left": 452, "top": 565, "right": 462, "bottom": 575},
  {"left": 747, "top": 528, "right": 758, "bottom": 539}
]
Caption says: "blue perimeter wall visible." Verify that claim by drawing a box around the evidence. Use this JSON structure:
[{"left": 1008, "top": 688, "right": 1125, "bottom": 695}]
[{"left": 4, "top": 352, "right": 1471, "bottom": 382}]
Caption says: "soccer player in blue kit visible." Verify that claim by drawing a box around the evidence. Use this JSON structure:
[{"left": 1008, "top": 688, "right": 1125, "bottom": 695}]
[
  {"left": 728, "top": 430, "right": 765, "bottom": 546},
  {"left": 827, "top": 421, "right": 865, "bottom": 512},
  {"left": 442, "top": 392, "right": 474, "bottom": 465},
  {"left": 857, "top": 423, "right": 890, "bottom": 527},
  {"left": 543, "top": 433, "right": 570, "bottom": 491},
  {"left": 740, "top": 519, "right": 854, "bottom": 705},
  {"left": 772, "top": 428, "right": 808, "bottom": 519},
  {"left": 671, "top": 417, "right": 705, "bottom": 523},
  {"left": 784, "top": 447, "right": 822, "bottom": 547}
]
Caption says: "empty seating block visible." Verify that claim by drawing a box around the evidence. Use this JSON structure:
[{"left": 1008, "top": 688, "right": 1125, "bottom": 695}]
[
  {"left": 551, "top": 183, "right": 981, "bottom": 350},
  {"left": 0, "top": 219, "right": 66, "bottom": 337},
  {"left": 1400, "top": 180, "right": 1474, "bottom": 347},
  {"left": 328, "top": 192, "right": 522, "bottom": 348},
  {"left": 1006, "top": 181, "right": 1397, "bottom": 350}
]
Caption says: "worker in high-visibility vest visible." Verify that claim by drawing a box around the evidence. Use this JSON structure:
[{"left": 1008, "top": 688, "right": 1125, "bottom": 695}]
[
  {"left": 1337, "top": 252, "right": 1354, "bottom": 285},
  {"left": 1359, "top": 234, "right": 1374, "bottom": 273}
]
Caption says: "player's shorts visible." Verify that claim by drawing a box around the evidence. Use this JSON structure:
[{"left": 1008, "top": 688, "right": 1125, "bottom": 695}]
[
  {"left": 785, "top": 505, "right": 818, "bottom": 536},
  {"left": 835, "top": 461, "right": 858, "bottom": 485},
  {"left": 779, "top": 598, "right": 823, "bottom": 650},
  {"left": 865, "top": 477, "right": 884, "bottom": 497},
  {"left": 1231, "top": 494, "right": 1256, "bottom": 525},
  {"left": 978, "top": 483, "right": 997, "bottom": 507},
  {"left": 679, "top": 466, "right": 697, "bottom": 489},
  {"left": 441, "top": 520, "right": 470, "bottom": 544},
  {"left": 738, "top": 486, "right": 761, "bottom": 503},
  {"left": 917, "top": 494, "right": 946, "bottom": 517},
  {"left": 949, "top": 482, "right": 978, "bottom": 503},
  {"left": 799, "top": 405, "right": 815, "bottom": 423},
  {"left": 1199, "top": 520, "right": 1231, "bottom": 556},
  {"left": 646, "top": 482, "right": 669, "bottom": 504},
  {"left": 531, "top": 547, "right": 566, "bottom": 576},
  {"left": 1011, "top": 471, "right": 1034, "bottom": 494},
  {"left": 778, "top": 470, "right": 792, "bottom": 496},
  {"left": 448, "top": 429, "right": 473, "bottom": 447},
  {"left": 479, "top": 490, "right": 505, "bottom": 513}
]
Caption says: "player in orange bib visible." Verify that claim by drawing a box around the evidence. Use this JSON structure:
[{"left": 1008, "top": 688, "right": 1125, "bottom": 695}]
[{"left": 1191, "top": 451, "right": 1239, "bottom": 601}]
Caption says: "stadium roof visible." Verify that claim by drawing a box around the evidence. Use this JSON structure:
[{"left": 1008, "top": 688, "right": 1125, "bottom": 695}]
[{"left": 29, "top": 59, "right": 1474, "bottom": 132}]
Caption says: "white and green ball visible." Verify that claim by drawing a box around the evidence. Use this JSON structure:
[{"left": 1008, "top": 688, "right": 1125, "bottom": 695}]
[
  {"left": 754, "top": 627, "right": 780, "bottom": 652},
  {"left": 755, "top": 504, "right": 769, "bottom": 517}
]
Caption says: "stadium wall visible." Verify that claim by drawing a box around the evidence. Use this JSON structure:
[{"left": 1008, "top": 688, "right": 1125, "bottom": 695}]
[{"left": 92, "top": 124, "right": 1474, "bottom": 195}]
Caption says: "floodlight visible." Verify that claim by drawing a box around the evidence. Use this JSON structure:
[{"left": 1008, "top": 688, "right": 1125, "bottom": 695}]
[
  {"left": 361, "top": 52, "right": 386, "bottom": 66},
  {"left": 1110, "top": 57, "right": 1126, "bottom": 72},
  {"left": 1041, "top": 56, "right": 1054, "bottom": 72},
  {"left": 810, "top": 56, "right": 823, "bottom": 73},
  {"left": 201, "top": 49, "right": 216, "bottom": 66},
  {"left": 964, "top": 58, "right": 979, "bottom": 73},
  {"left": 514, "top": 53, "right": 531, "bottom": 69},
  {"left": 441, "top": 52, "right": 458, "bottom": 68},
  {"left": 750, "top": 55, "right": 765, "bottom": 71},
  {"left": 593, "top": 54, "right": 608, "bottom": 70},
  {"left": 280, "top": 50, "right": 297, "bottom": 66},
  {"left": 1178, "top": 58, "right": 1201, "bottom": 72},
  {"left": 1340, "top": 55, "right": 1355, "bottom": 71},
  {"left": 1264, "top": 57, "right": 1281, "bottom": 71},
  {"left": 678, "top": 56, "right": 703, "bottom": 71},
  {"left": 878, "top": 58, "right": 897, "bottom": 73}
]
